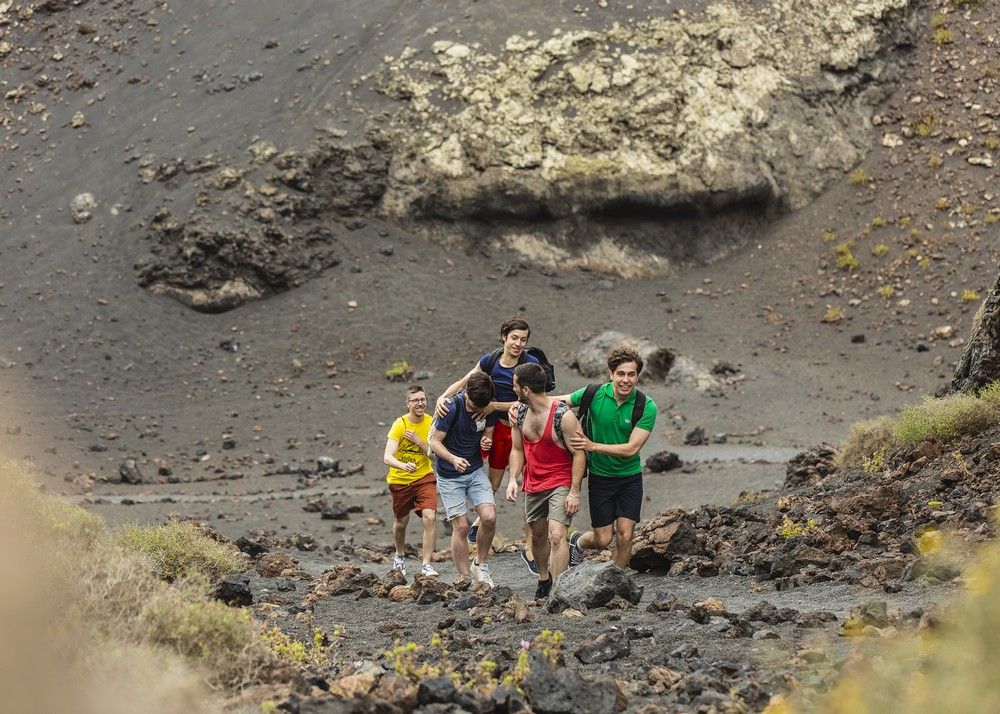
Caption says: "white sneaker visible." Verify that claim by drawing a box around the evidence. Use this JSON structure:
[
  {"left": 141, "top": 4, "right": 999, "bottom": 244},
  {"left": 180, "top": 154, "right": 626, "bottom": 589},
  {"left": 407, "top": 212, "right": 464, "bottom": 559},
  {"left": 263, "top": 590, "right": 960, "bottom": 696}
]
[
  {"left": 470, "top": 559, "right": 494, "bottom": 588},
  {"left": 392, "top": 554, "right": 406, "bottom": 576},
  {"left": 420, "top": 563, "right": 439, "bottom": 577}
]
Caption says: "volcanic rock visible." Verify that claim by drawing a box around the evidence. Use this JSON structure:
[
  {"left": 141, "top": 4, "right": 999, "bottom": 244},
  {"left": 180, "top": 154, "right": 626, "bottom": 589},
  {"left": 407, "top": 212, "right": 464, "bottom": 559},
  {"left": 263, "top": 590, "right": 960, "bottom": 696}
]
[
  {"left": 70, "top": 192, "right": 97, "bottom": 223},
  {"left": 547, "top": 561, "right": 643, "bottom": 613},
  {"left": 572, "top": 331, "right": 674, "bottom": 380},
  {"left": 214, "top": 575, "right": 252, "bottom": 607},
  {"left": 258, "top": 551, "right": 299, "bottom": 578},
  {"left": 574, "top": 631, "right": 630, "bottom": 664},
  {"left": 522, "top": 651, "right": 619, "bottom": 714},
  {"left": 784, "top": 444, "right": 838, "bottom": 488},
  {"left": 646, "top": 451, "right": 682, "bottom": 473},
  {"left": 952, "top": 272, "right": 1000, "bottom": 393},
  {"left": 116, "top": 458, "right": 144, "bottom": 484},
  {"left": 630, "top": 509, "right": 703, "bottom": 572}
]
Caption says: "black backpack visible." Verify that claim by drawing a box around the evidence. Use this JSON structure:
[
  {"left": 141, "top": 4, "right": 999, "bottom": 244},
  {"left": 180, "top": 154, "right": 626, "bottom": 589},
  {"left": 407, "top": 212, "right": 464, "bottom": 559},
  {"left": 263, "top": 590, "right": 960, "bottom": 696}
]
[
  {"left": 576, "top": 383, "right": 647, "bottom": 438},
  {"left": 483, "top": 346, "right": 556, "bottom": 392}
]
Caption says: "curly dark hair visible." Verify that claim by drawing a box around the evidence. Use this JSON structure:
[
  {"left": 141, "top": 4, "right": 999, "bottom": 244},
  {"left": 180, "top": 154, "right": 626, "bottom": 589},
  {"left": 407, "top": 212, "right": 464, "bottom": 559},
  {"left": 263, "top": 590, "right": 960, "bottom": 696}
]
[{"left": 607, "top": 346, "right": 643, "bottom": 375}]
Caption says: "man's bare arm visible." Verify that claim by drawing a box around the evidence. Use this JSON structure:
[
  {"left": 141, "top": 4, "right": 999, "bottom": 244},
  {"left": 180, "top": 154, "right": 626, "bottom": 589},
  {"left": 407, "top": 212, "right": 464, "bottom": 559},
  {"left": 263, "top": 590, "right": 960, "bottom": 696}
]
[{"left": 571, "top": 426, "right": 652, "bottom": 459}]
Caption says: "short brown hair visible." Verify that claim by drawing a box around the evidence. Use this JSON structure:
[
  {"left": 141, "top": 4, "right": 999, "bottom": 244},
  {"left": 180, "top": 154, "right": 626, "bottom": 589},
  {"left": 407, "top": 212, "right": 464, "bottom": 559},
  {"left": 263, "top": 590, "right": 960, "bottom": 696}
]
[
  {"left": 499, "top": 316, "right": 530, "bottom": 342},
  {"left": 406, "top": 384, "right": 424, "bottom": 397},
  {"left": 514, "top": 362, "right": 546, "bottom": 395},
  {"left": 607, "top": 346, "right": 643, "bottom": 375},
  {"left": 466, "top": 372, "right": 495, "bottom": 408}
]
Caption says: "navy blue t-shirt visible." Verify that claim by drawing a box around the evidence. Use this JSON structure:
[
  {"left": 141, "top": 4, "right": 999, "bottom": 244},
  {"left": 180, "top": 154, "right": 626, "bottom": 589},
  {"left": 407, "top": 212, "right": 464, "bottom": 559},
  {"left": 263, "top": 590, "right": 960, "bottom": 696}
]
[
  {"left": 433, "top": 391, "right": 499, "bottom": 479},
  {"left": 478, "top": 351, "right": 539, "bottom": 404}
]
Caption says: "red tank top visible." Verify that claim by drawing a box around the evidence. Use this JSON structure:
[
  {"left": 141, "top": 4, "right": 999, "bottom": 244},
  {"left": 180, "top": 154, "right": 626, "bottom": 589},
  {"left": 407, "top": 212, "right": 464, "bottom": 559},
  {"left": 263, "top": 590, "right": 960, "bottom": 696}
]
[{"left": 522, "top": 402, "right": 573, "bottom": 493}]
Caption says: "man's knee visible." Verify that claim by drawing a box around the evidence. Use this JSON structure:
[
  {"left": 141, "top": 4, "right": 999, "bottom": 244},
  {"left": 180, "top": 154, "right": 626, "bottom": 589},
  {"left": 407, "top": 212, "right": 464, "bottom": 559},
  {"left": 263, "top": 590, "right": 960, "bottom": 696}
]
[
  {"left": 394, "top": 515, "right": 409, "bottom": 528},
  {"left": 421, "top": 510, "right": 436, "bottom": 525},
  {"left": 548, "top": 524, "right": 567, "bottom": 546},
  {"left": 616, "top": 521, "right": 636, "bottom": 546},
  {"left": 452, "top": 517, "right": 469, "bottom": 538},
  {"left": 477, "top": 505, "right": 496, "bottom": 528}
]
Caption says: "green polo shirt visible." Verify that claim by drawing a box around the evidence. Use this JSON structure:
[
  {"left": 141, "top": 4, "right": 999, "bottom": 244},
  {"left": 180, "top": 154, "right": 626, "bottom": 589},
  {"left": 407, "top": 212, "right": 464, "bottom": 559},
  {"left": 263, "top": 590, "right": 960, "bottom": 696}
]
[{"left": 569, "top": 382, "right": 657, "bottom": 477}]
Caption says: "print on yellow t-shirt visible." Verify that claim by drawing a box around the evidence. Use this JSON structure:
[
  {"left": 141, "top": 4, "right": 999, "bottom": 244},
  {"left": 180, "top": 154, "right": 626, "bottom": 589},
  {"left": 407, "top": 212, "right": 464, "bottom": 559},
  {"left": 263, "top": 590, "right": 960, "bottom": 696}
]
[{"left": 386, "top": 414, "right": 434, "bottom": 485}]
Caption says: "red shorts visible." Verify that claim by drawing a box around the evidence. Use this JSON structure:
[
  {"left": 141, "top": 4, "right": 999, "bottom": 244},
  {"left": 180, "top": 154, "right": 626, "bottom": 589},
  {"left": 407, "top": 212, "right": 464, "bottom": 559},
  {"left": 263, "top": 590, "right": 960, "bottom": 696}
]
[
  {"left": 483, "top": 420, "right": 513, "bottom": 471},
  {"left": 388, "top": 473, "right": 437, "bottom": 520}
]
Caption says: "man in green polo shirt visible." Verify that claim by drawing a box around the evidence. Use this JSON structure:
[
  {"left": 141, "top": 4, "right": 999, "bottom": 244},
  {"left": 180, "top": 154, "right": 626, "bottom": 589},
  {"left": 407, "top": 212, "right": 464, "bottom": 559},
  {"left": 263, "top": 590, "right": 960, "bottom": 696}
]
[{"left": 554, "top": 346, "right": 656, "bottom": 568}]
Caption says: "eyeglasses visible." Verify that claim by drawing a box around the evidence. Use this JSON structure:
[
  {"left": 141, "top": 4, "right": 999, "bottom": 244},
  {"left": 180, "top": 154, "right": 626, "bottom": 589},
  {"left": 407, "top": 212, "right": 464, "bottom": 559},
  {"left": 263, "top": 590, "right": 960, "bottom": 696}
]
[{"left": 408, "top": 398, "right": 427, "bottom": 404}]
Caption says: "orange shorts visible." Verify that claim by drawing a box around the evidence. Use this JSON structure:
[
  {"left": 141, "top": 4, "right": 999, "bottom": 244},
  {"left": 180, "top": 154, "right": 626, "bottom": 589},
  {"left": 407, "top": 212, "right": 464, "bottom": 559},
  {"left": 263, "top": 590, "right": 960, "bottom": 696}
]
[{"left": 388, "top": 473, "right": 437, "bottom": 520}]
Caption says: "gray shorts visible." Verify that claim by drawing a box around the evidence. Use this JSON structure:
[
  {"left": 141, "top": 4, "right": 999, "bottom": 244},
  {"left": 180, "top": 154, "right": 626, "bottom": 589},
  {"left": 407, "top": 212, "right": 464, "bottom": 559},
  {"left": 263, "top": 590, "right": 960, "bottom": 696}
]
[
  {"left": 436, "top": 466, "right": 495, "bottom": 521},
  {"left": 524, "top": 485, "right": 573, "bottom": 527}
]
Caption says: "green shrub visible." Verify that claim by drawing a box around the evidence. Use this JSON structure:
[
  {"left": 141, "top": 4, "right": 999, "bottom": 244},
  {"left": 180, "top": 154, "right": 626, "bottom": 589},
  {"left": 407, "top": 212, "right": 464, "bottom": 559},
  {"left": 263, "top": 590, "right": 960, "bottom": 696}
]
[
  {"left": 117, "top": 521, "right": 246, "bottom": 583},
  {"left": 932, "top": 27, "right": 955, "bottom": 45},
  {"left": 849, "top": 168, "right": 869, "bottom": 186},
  {"left": 835, "top": 242, "right": 860, "bottom": 271},
  {"left": 895, "top": 392, "right": 1000, "bottom": 445},
  {"left": 837, "top": 416, "right": 898, "bottom": 470},
  {"left": 977, "top": 381, "right": 1000, "bottom": 406},
  {"left": 141, "top": 593, "right": 269, "bottom": 687}
]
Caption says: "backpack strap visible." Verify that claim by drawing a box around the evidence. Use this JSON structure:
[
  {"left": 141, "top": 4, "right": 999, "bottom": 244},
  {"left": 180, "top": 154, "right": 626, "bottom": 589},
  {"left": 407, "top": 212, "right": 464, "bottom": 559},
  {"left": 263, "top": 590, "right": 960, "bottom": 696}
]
[
  {"left": 630, "top": 390, "right": 647, "bottom": 430},
  {"left": 515, "top": 402, "right": 528, "bottom": 430},
  {"left": 482, "top": 346, "right": 504, "bottom": 376},
  {"left": 552, "top": 401, "right": 569, "bottom": 448},
  {"left": 576, "top": 383, "right": 601, "bottom": 438}
]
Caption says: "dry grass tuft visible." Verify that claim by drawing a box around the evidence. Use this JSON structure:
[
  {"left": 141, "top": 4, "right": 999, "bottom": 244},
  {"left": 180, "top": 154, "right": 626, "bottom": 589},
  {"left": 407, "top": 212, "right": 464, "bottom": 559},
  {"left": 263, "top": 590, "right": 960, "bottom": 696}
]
[
  {"left": 836, "top": 416, "right": 898, "bottom": 470},
  {"left": 838, "top": 384, "right": 1000, "bottom": 470},
  {"left": 0, "top": 459, "right": 274, "bottom": 713},
  {"left": 896, "top": 392, "right": 999, "bottom": 445},
  {"left": 117, "top": 520, "right": 246, "bottom": 583}
]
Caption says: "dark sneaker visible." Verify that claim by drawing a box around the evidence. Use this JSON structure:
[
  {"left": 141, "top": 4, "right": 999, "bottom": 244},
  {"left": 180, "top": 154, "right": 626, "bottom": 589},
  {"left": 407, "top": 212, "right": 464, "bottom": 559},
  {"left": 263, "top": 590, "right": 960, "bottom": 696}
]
[
  {"left": 534, "top": 577, "right": 553, "bottom": 599},
  {"left": 467, "top": 524, "right": 479, "bottom": 545},
  {"left": 569, "top": 531, "right": 584, "bottom": 567},
  {"left": 520, "top": 548, "right": 539, "bottom": 576}
]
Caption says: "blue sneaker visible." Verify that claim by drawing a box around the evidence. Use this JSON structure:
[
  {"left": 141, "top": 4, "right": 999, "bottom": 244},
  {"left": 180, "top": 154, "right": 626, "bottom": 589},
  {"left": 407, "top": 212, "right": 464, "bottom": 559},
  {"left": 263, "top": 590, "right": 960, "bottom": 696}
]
[
  {"left": 467, "top": 524, "right": 478, "bottom": 545},
  {"left": 520, "top": 548, "right": 539, "bottom": 576}
]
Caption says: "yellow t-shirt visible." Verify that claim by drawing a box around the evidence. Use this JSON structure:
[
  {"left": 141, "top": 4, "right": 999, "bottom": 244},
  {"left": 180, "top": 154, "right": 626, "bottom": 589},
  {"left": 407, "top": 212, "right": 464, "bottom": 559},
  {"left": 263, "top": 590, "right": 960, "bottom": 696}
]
[{"left": 386, "top": 414, "right": 434, "bottom": 485}]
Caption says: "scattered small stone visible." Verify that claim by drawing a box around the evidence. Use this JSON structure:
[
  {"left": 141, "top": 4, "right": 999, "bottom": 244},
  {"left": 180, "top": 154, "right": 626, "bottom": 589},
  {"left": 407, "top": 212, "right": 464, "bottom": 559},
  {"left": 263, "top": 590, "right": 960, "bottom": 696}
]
[
  {"left": 215, "top": 575, "right": 252, "bottom": 606},
  {"left": 71, "top": 192, "right": 97, "bottom": 223},
  {"left": 646, "top": 450, "right": 682, "bottom": 473}
]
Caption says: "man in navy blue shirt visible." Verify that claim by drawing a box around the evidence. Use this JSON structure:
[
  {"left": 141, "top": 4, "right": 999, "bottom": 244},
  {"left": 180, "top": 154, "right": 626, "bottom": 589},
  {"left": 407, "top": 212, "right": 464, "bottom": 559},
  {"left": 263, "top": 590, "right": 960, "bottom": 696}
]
[
  {"left": 434, "top": 316, "right": 541, "bottom": 574},
  {"left": 430, "top": 372, "right": 499, "bottom": 587}
]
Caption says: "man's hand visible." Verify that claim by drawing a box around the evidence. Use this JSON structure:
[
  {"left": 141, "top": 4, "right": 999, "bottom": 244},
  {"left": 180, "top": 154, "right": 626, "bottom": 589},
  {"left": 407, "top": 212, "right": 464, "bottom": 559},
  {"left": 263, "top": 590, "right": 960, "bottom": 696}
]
[
  {"left": 569, "top": 428, "right": 593, "bottom": 452},
  {"left": 507, "top": 404, "right": 520, "bottom": 424},
  {"left": 564, "top": 491, "right": 581, "bottom": 516},
  {"left": 403, "top": 429, "right": 426, "bottom": 449},
  {"left": 471, "top": 401, "right": 494, "bottom": 421},
  {"left": 505, "top": 480, "right": 519, "bottom": 502},
  {"left": 452, "top": 456, "right": 470, "bottom": 473},
  {"left": 480, "top": 433, "right": 493, "bottom": 452},
  {"left": 402, "top": 462, "right": 417, "bottom": 473},
  {"left": 434, "top": 396, "right": 451, "bottom": 419}
]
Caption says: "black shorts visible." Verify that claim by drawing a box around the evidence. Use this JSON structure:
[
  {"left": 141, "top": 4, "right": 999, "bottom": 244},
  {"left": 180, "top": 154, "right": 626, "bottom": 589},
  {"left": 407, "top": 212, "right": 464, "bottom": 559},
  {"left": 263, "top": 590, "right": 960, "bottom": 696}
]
[{"left": 588, "top": 473, "right": 643, "bottom": 528}]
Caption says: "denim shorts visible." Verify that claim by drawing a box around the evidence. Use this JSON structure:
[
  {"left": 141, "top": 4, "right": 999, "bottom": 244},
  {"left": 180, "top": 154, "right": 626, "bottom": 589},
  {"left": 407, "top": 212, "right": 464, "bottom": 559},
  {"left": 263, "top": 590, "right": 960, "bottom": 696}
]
[{"left": 436, "top": 466, "right": 495, "bottom": 521}]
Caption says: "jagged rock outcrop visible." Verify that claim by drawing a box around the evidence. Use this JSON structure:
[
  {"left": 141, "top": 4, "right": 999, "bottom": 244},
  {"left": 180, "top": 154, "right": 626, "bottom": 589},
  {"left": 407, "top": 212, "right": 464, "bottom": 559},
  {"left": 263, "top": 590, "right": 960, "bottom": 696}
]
[
  {"left": 132, "top": 0, "right": 920, "bottom": 309},
  {"left": 952, "top": 272, "right": 1000, "bottom": 393},
  {"left": 572, "top": 331, "right": 674, "bottom": 381},
  {"left": 376, "top": 0, "right": 920, "bottom": 273},
  {"left": 136, "top": 138, "right": 389, "bottom": 312}
]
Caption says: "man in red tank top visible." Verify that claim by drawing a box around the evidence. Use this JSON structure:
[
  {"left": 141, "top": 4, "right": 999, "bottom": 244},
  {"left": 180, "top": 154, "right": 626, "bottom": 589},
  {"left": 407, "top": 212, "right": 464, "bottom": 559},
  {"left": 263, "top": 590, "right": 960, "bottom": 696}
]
[{"left": 505, "top": 363, "right": 586, "bottom": 599}]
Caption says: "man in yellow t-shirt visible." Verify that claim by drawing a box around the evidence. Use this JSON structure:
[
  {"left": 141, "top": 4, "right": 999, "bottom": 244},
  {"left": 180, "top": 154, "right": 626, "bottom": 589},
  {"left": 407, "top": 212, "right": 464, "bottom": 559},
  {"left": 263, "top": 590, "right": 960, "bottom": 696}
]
[{"left": 382, "top": 384, "right": 438, "bottom": 577}]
